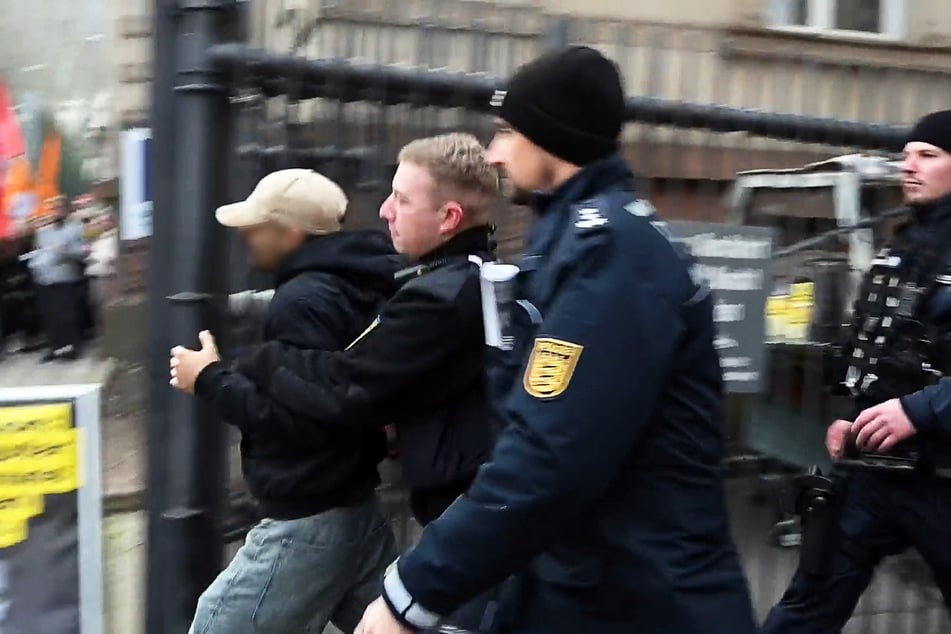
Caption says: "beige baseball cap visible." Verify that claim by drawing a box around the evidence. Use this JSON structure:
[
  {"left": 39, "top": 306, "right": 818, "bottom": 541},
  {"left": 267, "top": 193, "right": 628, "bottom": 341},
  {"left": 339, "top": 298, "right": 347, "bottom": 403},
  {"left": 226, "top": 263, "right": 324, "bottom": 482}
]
[{"left": 215, "top": 168, "right": 348, "bottom": 234}]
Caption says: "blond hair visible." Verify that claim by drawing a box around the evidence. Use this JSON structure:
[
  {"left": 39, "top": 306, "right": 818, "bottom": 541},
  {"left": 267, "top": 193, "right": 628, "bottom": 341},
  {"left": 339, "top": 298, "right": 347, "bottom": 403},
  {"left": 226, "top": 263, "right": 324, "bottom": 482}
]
[{"left": 397, "top": 133, "right": 499, "bottom": 225}]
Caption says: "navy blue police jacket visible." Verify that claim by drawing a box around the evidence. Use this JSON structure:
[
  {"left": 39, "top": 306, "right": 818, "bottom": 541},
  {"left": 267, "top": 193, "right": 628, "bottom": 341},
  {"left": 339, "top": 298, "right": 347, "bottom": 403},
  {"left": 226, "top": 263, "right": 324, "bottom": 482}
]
[{"left": 382, "top": 156, "right": 757, "bottom": 634}]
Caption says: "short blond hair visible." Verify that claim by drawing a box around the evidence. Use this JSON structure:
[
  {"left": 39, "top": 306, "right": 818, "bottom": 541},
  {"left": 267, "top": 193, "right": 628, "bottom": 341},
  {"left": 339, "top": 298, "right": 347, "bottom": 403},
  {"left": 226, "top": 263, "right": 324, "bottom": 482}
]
[{"left": 397, "top": 133, "right": 499, "bottom": 225}]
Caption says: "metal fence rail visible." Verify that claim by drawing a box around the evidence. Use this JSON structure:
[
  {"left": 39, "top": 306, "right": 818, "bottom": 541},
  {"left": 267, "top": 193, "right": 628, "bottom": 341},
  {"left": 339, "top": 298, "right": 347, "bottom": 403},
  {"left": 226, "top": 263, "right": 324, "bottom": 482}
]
[{"left": 211, "top": 43, "right": 908, "bottom": 148}]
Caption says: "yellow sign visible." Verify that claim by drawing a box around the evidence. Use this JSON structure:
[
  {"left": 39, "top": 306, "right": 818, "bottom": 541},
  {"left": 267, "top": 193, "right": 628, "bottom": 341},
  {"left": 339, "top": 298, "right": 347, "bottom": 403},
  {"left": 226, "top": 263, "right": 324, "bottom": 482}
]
[
  {"left": 0, "top": 403, "right": 72, "bottom": 433},
  {"left": 523, "top": 338, "right": 584, "bottom": 399},
  {"left": 765, "top": 283, "right": 816, "bottom": 343},
  {"left": 0, "top": 495, "right": 43, "bottom": 519},
  {"left": 0, "top": 518, "right": 29, "bottom": 549},
  {"left": 787, "top": 282, "right": 815, "bottom": 341},
  {"left": 0, "top": 402, "right": 79, "bottom": 548}
]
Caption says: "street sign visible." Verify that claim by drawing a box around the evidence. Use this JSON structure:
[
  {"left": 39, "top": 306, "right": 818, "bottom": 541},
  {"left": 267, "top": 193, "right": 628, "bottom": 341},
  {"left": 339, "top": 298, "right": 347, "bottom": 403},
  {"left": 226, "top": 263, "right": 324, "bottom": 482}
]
[
  {"left": 120, "top": 128, "right": 153, "bottom": 241},
  {"left": 0, "top": 385, "right": 103, "bottom": 633},
  {"left": 667, "top": 222, "right": 775, "bottom": 394}
]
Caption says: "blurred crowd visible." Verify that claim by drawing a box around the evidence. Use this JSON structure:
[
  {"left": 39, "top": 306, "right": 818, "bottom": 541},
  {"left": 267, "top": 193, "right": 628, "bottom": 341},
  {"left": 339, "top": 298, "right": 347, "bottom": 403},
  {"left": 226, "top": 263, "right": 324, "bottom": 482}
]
[{"left": 0, "top": 195, "right": 117, "bottom": 361}]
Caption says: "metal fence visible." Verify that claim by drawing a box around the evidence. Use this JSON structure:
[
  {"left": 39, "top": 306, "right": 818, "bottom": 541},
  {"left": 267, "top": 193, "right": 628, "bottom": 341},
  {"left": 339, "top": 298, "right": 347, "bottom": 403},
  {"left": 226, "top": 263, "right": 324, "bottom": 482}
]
[{"left": 153, "top": 1, "right": 951, "bottom": 632}]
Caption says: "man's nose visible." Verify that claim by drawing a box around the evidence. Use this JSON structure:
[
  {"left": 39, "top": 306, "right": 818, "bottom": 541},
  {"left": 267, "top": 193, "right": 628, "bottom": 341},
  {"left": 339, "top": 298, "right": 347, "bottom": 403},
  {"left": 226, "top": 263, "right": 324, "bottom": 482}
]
[
  {"left": 902, "top": 155, "right": 919, "bottom": 174},
  {"left": 379, "top": 195, "right": 393, "bottom": 220}
]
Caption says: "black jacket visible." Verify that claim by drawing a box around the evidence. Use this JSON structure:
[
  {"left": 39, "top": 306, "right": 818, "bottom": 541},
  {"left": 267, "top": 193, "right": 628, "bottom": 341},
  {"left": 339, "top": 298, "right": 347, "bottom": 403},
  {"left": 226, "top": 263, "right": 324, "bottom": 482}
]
[
  {"left": 195, "top": 230, "right": 402, "bottom": 519},
  {"left": 240, "top": 227, "right": 495, "bottom": 524}
]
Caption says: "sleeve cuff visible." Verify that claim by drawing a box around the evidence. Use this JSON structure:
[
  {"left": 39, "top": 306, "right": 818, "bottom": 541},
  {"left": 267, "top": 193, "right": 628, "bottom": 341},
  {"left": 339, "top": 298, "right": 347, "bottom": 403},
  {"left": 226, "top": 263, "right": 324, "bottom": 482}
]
[
  {"left": 381, "top": 559, "right": 442, "bottom": 631},
  {"left": 194, "top": 361, "right": 225, "bottom": 397},
  {"left": 900, "top": 390, "right": 935, "bottom": 433}
]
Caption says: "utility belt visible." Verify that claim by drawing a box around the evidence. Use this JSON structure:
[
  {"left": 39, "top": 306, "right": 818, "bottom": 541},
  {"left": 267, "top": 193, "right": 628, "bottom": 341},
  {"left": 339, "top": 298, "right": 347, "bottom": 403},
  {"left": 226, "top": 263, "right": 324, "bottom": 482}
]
[{"left": 796, "top": 363, "right": 951, "bottom": 579}]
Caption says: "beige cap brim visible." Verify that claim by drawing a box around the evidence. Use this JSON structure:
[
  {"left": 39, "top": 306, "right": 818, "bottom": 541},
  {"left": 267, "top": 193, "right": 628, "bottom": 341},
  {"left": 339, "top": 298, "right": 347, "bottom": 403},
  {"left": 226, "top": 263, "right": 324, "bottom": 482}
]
[{"left": 215, "top": 201, "right": 268, "bottom": 228}]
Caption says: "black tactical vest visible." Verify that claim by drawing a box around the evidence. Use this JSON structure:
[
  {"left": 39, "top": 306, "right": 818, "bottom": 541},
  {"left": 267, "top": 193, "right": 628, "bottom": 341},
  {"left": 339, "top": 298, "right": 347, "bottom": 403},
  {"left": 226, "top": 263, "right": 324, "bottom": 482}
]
[{"left": 844, "top": 222, "right": 951, "bottom": 406}]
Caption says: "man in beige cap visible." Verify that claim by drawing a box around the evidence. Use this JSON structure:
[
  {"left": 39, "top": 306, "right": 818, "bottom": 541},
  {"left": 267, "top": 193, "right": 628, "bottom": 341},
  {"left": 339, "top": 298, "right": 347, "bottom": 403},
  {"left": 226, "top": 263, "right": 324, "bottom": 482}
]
[{"left": 170, "top": 168, "right": 403, "bottom": 634}]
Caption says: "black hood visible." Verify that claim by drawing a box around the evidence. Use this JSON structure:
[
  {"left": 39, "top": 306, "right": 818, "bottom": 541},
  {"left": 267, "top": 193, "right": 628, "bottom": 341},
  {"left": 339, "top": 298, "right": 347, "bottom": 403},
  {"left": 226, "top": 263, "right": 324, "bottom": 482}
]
[{"left": 275, "top": 230, "right": 404, "bottom": 297}]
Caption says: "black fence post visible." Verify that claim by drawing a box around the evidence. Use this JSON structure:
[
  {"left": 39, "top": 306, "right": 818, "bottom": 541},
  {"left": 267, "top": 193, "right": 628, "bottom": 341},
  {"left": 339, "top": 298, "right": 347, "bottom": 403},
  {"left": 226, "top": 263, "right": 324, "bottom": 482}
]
[
  {"left": 145, "top": 2, "right": 178, "bottom": 633},
  {"left": 146, "top": 1, "right": 238, "bottom": 632}
]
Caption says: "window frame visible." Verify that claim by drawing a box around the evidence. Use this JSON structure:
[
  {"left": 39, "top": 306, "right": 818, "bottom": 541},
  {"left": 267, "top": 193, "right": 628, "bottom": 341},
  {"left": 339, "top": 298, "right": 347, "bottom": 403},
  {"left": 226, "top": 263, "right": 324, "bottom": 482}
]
[{"left": 769, "top": 0, "right": 909, "bottom": 41}]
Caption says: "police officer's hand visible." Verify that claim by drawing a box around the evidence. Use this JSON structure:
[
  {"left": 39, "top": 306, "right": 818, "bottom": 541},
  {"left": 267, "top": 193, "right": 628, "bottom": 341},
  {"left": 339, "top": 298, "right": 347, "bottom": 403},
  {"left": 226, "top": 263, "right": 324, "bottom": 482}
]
[
  {"left": 826, "top": 419, "right": 854, "bottom": 460},
  {"left": 354, "top": 597, "right": 413, "bottom": 634},
  {"left": 852, "top": 398, "right": 918, "bottom": 453},
  {"left": 170, "top": 331, "right": 220, "bottom": 395}
]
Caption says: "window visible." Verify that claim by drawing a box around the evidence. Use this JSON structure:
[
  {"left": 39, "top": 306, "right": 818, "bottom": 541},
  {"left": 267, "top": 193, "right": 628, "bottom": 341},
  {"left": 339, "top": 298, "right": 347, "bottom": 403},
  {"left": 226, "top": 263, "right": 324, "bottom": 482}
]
[{"left": 770, "top": 0, "right": 908, "bottom": 39}]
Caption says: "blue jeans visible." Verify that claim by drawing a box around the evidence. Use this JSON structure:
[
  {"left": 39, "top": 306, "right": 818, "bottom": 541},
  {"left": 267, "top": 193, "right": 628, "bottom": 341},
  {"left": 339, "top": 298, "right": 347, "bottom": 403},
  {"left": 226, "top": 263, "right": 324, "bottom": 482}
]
[{"left": 189, "top": 496, "right": 396, "bottom": 634}]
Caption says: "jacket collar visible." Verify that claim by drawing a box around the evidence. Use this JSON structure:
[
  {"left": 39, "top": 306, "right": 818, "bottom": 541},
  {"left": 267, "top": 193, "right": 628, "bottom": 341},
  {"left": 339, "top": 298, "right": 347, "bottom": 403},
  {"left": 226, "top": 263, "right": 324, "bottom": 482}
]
[
  {"left": 524, "top": 155, "right": 635, "bottom": 259},
  {"left": 419, "top": 226, "right": 492, "bottom": 264},
  {"left": 531, "top": 154, "right": 635, "bottom": 216},
  {"left": 910, "top": 192, "right": 951, "bottom": 227}
]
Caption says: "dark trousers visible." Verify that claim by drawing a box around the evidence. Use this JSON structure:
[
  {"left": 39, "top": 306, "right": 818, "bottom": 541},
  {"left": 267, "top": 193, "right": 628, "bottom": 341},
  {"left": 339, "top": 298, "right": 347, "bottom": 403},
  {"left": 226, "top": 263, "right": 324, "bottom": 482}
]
[
  {"left": 79, "top": 276, "right": 95, "bottom": 337},
  {"left": 36, "top": 282, "right": 81, "bottom": 352},
  {"left": 762, "top": 472, "right": 951, "bottom": 634}
]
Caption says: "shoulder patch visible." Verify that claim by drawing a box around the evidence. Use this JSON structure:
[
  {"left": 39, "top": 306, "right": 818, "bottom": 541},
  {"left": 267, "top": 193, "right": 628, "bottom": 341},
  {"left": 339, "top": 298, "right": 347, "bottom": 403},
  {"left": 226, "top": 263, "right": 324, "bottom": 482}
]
[
  {"left": 523, "top": 337, "right": 584, "bottom": 399},
  {"left": 574, "top": 206, "right": 609, "bottom": 230},
  {"left": 625, "top": 199, "right": 656, "bottom": 217}
]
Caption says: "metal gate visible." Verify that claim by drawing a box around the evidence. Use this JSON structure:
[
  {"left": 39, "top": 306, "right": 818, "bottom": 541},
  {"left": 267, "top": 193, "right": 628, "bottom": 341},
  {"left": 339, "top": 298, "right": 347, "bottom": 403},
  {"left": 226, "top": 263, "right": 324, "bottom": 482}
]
[{"left": 147, "top": 1, "right": 949, "bottom": 632}]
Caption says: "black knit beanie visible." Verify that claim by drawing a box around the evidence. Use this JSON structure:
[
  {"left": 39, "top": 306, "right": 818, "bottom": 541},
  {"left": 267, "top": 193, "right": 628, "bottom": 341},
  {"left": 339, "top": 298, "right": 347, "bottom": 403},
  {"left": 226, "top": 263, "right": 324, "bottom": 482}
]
[
  {"left": 907, "top": 110, "right": 951, "bottom": 154},
  {"left": 494, "top": 46, "right": 625, "bottom": 166}
]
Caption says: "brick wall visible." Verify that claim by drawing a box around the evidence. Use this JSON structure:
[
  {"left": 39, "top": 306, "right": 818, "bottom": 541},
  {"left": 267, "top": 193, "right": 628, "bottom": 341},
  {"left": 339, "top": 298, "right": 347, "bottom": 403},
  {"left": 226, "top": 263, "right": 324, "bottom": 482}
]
[{"left": 119, "top": 238, "right": 150, "bottom": 295}]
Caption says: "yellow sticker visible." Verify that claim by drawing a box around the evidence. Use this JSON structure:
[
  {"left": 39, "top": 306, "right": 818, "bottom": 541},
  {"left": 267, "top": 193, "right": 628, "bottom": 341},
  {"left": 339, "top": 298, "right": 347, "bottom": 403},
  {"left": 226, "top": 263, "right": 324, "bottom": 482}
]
[
  {"left": 0, "top": 495, "right": 43, "bottom": 520},
  {"left": 0, "top": 517, "right": 28, "bottom": 549},
  {"left": 0, "top": 427, "right": 81, "bottom": 496},
  {"left": 346, "top": 317, "right": 381, "bottom": 351},
  {"left": 523, "top": 338, "right": 584, "bottom": 399},
  {"left": 0, "top": 403, "right": 73, "bottom": 433}
]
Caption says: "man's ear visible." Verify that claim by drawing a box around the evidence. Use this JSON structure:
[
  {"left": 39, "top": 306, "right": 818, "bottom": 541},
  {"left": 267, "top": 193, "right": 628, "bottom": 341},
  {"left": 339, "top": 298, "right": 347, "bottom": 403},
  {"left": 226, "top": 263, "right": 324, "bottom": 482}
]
[{"left": 441, "top": 201, "right": 465, "bottom": 234}]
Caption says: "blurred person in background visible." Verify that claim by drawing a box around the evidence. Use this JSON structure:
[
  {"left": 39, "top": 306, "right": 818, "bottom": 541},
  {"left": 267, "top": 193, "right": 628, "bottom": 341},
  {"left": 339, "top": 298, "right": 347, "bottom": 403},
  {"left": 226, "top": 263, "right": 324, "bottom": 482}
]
[
  {"left": 1, "top": 219, "right": 42, "bottom": 354},
  {"left": 27, "top": 198, "right": 87, "bottom": 361},
  {"left": 74, "top": 196, "right": 102, "bottom": 340},
  {"left": 170, "top": 168, "right": 402, "bottom": 634},
  {"left": 763, "top": 109, "right": 951, "bottom": 633},
  {"left": 356, "top": 46, "right": 756, "bottom": 634},
  {"left": 84, "top": 211, "right": 118, "bottom": 327}
]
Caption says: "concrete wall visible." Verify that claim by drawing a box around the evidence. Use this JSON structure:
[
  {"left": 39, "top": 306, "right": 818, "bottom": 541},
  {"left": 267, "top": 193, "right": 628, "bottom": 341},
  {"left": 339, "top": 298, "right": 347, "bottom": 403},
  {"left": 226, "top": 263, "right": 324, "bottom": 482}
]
[
  {"left": 557, "top": 0, "right": 951, "bottom": 44},
  {"left": 112, "top": 0, "right": 154, "bottom": 129},
  {"left": 546, "top": 0, "right": 740, "bottom": 26}
]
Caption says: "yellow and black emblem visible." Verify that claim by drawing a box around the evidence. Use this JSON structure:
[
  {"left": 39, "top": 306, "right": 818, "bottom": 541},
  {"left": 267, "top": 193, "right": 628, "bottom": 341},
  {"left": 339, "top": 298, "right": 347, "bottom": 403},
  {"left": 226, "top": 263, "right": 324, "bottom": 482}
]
[{"left": 523, "top": 337, "right": 584, "bottom": 399}]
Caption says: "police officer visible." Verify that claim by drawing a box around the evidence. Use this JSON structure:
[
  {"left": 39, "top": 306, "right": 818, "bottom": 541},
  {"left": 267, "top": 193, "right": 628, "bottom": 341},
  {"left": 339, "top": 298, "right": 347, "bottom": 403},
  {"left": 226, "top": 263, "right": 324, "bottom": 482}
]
[
  {"left": 763, "top": 110, "right": 951, "bottom": 632},
  {"left": 356, "top": 45, "right": 757, "bottom": 634}
]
